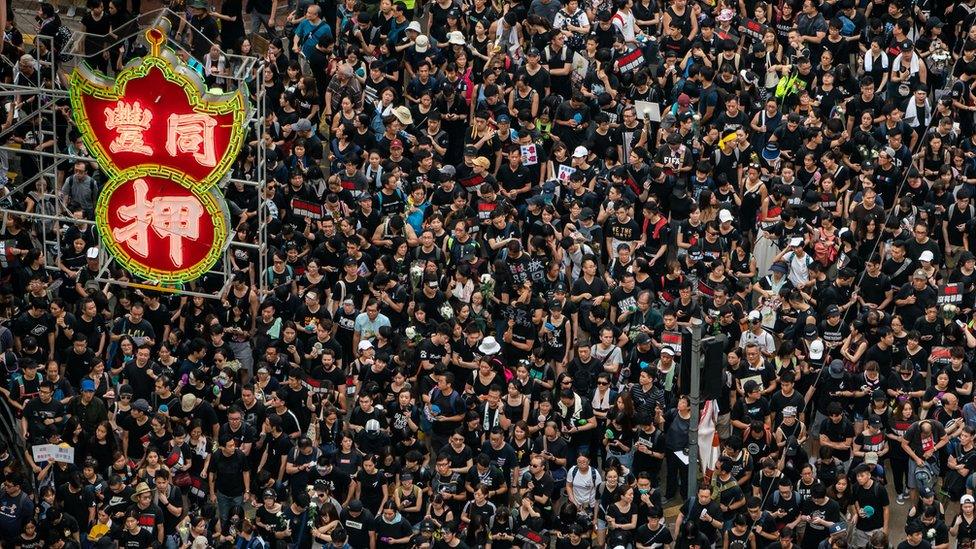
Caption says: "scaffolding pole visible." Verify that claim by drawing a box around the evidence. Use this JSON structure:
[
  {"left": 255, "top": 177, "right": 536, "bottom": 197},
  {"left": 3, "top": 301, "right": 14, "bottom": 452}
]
[{"left": 0, "top": 20, "right": 269, "bottom": 301}]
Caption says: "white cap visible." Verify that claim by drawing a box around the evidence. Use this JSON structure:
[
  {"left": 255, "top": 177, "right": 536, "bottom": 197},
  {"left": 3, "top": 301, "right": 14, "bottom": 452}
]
[
  {"left": 789, "top": 237, "right": 804, "bottom": 247},
  {"left": 962, "top": 495, "right": 975, "bottom": 505},
  {"left": 365, "top": 419, "right": 381, "bottom": 432},
  {"left": 748, "top": 310, "right": 761, "bottom": 321},
  {"left": 358, "top": 340, "right": 373, "bottom": 351},
  {"left": 660, "top": 346, "right": 675, "bottom": 356},
  {"left": 86, "top": 247, "right": 100, "bottom": 259},
  {"left": 919, "top": 250, "right": 934, "bottom": 262},
  {"left": 808, "top": 339, "right": 825, "bottom": 360},
  {"left": 415, "top": 35, "right": 430, "bottom": 52},
  {"left": 406, "top": 21, "right": 422, "bottom": 33},
  {"left": 718, "top": 209, "right": 733, "bottom": 223},
  {"left": 447, "top": 31, "right": 466, "bottom": 45},
  {"left": 572, "top": 146, "right": 588, "bottom": 158}
]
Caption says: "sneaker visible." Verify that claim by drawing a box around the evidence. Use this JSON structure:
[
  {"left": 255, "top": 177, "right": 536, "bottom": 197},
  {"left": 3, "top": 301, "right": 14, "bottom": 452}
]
[
  {"left": 896, "top": 492, "right": 907, "bottom": 505},
  {"left": 66, "top": 5, "right": 76, "bottom": 16}
]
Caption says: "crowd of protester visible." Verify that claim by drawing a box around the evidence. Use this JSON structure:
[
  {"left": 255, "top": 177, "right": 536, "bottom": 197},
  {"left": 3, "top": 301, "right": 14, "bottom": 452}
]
[{"left": 3, "top": 0, "right": 976, "bottom": 546}]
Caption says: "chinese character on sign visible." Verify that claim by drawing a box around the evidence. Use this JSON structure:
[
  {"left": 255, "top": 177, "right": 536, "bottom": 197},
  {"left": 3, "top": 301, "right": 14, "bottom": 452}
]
[
  {"left": 166, "top": 113, "right": 218, "bottom": 167},
  {"left": 112, "top": 178, "right": 205, "bottom": 266},
  {"left": 104, "top": 101, "right": 153, "bottom": 155}
]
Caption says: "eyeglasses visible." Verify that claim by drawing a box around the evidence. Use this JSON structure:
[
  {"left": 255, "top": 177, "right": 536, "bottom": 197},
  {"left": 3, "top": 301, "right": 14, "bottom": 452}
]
[{"left": 597, "top": 381, "right": 610, "bottom": 386}]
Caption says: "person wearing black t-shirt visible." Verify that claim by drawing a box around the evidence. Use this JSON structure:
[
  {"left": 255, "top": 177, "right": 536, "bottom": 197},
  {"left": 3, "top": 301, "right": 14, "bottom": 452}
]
[
  {"left": 634, "top": 507, "right": 674, "bottom": 548},
  {"left": 897, "top": 521, "right": 932, "bottom": 549},
  {"left": 496, "top": 148, "right": 533, "bottom": 208},
  {"left": 818, "top": 402, "right": 854, "bottom": 462},
  {"left": 118, "top": 511, "right": 157, "bottom": 549},
  {"left": 799, "top": 483, "right": 841, "bottom": 549},
  {"left": 675, "top": 485, "right": 724, "bottom": 545},
  {"left": 851, "top": 463, "right": 890, "bottom": 548},
  {"left": 209, "top": 435, "right": 251, "bottom": 524}
]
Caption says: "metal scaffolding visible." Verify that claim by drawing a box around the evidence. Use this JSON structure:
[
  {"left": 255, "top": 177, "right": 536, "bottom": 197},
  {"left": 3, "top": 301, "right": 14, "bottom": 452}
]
[{"left": 0, "top": 7, "right": 270, "bottom": 301}]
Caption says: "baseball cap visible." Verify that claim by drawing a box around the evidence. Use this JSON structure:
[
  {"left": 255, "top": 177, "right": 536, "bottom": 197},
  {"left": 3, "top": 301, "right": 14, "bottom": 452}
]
[
  {"left": 718, "top": 209, "right": 734, "bottom": 223},
  {"left": 86, "top": 247, "right": 100, "bottom": 259},
  {"left": 81, "top": 379, "right": 95, "bottom": 392},
  {"left": 808, "top": 339, "right": 825, "bottom": 360}
]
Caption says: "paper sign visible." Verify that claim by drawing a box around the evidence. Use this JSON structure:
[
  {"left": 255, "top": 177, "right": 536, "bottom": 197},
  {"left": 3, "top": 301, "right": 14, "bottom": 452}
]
[
  {"left": 740, "top": 18, "right": 769, "bottom": 41},
  {"left": 939, "top": 283, "right": 964, "bottom": 304},
  {"left": 634, "top": 101, "right": 661, "bottom": 122},
  {"left": 661, "top": 330, "right": 683, "bottom": 357},
  {"left": 53, "top": 445, "right": 75, "bottom": 463},
  {"left": 521, "top": 144, "right": 539, "bottom": 166},
  {"left": 557, "top": 165, "right": 576, "bottom": 181},
  {"left": 32, "top": 444, "right": 75, "bottom": 463},
  {"left": 290, "top": 198, "right": 324, "bottom": 220},
  {"left": 32, "top": 444, "right": 53, "bottom": 463}
]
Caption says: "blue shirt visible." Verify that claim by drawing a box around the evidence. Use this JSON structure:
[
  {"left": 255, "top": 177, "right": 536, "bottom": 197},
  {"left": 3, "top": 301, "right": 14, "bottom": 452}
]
[{"left": 297, "top": 19, "right": 333, "bottom": 59}]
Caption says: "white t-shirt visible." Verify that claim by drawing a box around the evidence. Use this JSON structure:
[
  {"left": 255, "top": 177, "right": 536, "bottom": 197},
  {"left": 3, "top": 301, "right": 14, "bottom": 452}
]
[{"left": 568, "top": 465, "right": 603, "bottom": 508}]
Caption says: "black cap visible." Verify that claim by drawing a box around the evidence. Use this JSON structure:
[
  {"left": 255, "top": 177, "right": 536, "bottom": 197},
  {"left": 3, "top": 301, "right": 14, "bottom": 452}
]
[{"left": 348, "top": 499, "right": 364, "bottom": 512}]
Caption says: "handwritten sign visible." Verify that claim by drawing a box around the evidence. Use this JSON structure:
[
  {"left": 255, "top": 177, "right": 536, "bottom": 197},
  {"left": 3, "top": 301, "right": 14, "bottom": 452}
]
[
  {"left": 521, "top": 144, "right": 539, "bottom": 166},
  {"left": 32, "top": 444, "right": 75, "bottom": 463}
]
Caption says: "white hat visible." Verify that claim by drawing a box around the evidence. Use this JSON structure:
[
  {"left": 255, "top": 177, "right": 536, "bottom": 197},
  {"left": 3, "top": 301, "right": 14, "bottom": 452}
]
[
  {"left": 962, "top": 495, "right": 975, "bottom": 505},
  {"left": 718, "top": 209, "right": 733, "bottom": 223},
  {"left": 447, "top": 31, "right": 466, "bottom": 45},
  {"left": 86, "top": 246, "right": 100, "bottom": 259},
  {"left": 808, "top": 339, "right": 825, "bottom": 360},
  {"left": 479, "top": 336, "right": 501, "bottom": 355},
  {"left": 919, "top": 250, "right": 934, "bottom": 262},
  {"left": 406, "top": 21, "right": 422, "bottom": 33},
  {"left": 572, "top": 146, "right": 588, "bottom": 158},
  {"left": 660, "top": 346, "right": 675, "bottom": 356},
  {"left": 392, "top": 105, "right": 414, "bottom": 125},
  {"left": 789, "top": 237, "right": 804, "bottom": 247},
  {"left": 358, "top": 340, "right": 373, "bottom": 351},
  {"left": 717, "top": 8, "right": 734, "bottom": 21},
  {"left": 365, "top": 419, "right": 381, "bottom": 432},
  {"left": 748, "top": 310, "right": 762, "bottom": 322},
  {"left": 415, "top": 35, "right": 430, "bottom": 53}
]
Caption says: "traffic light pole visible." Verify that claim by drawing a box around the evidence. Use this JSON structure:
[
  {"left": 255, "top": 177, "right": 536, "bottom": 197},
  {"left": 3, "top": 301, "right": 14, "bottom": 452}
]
[{"left": 687, "top": 318, "right": 703, "bottom": 501}]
